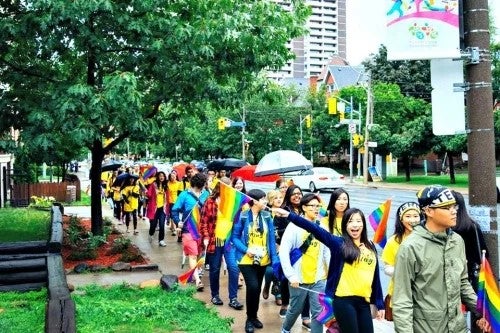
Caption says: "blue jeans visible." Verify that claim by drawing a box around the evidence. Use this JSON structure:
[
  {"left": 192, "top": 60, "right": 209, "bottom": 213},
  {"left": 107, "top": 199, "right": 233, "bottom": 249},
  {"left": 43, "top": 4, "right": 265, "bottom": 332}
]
[
  {"left": 149, "top": 207, "right": 165, "bottom": 241},
  {"left": 209, "top": 244, "right": 239, "bottom": 301},
  {"left": 282, "top": 280, "right": 325, "bottom": 333}
]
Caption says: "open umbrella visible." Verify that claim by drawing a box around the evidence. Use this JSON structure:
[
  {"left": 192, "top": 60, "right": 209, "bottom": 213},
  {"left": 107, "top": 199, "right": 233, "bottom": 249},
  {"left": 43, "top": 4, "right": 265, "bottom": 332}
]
[
  {"left": 207, "top": 158, "right": 247, "bottom": 171},
  {"left": 172, "top": 162, "right": 191, "bottom": 179},
  {"left": 254, "top": 150, "right": 312, "bottom": 176},
  {"left": 231, "top": 165, "right": 280, "bottom": 183},
  {"left": 101, "top": 160, "right": 123, "bottom": 172},
  {"left": 112, "top": 172, "right": 139, "bottom": 188}
]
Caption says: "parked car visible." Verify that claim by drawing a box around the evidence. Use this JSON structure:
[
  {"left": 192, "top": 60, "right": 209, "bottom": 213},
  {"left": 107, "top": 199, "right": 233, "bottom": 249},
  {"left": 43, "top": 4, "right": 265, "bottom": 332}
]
[{"left": 286, "top": 167, "right": 346, "bottom": 192}]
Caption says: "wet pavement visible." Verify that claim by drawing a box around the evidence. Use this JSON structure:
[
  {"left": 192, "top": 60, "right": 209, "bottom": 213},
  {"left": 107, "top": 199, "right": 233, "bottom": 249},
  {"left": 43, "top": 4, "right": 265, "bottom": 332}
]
[{"left": 64, "top": 203, "right": 395, "bottom": 333}]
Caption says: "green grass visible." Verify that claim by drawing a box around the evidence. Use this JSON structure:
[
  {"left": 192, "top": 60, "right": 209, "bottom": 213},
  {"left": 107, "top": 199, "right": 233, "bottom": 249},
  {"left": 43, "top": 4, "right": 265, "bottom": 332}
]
[
  {"left": 73, "top": 284, "right": 232, "bottom": 333},
  {"left": 384, "top": 173, "right": 469, "bottom": 189},
  {"left": 0, "top": 289, "right": 46, "bottom": 333},
  {"left": 0, "top": 285, "right": 232, "bottom": 333},
  {"left": 0, "top": 208, "right": 50, "bottom": 242},
  {"left": 65, "top": 190, "right": 91, "bottom": 206}
]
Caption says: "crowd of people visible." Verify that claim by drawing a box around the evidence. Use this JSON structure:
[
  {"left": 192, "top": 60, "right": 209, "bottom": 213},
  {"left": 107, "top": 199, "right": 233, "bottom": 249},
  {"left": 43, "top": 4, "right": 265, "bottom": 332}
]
[{"left": 102, "top": 163, "right": 492, "bottom": 333}]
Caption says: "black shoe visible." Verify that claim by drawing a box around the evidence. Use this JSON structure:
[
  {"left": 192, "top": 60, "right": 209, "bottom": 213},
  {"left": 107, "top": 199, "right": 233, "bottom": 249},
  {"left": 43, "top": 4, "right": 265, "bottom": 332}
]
[
  {"left": 245, "top": 320, "right": 254, "bottom": 333},
  {"left": 228, "top": 298, "right": 244, "bottom": 310},
  {"left": 250, "top": 318, "right": 263, "bottom": 329},
  {"left": 211, "top": 296, "right": 223, "bottom": 306},
  {"left": 279, "top": 308, "right": 287, "bottom": 318}
]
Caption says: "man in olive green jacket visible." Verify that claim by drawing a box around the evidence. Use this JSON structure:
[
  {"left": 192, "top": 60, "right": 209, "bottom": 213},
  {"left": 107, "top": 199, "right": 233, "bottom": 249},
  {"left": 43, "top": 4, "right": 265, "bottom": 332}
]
[{"left": 392, "top": 186, "right": 490, "bottom": 333}]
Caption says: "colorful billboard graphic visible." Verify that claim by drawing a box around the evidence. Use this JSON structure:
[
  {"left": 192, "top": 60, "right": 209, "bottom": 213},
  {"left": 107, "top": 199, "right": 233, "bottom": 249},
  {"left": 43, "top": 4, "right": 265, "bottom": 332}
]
[{"left": 386, "top": 0, "right": 460, "bottom": 60}]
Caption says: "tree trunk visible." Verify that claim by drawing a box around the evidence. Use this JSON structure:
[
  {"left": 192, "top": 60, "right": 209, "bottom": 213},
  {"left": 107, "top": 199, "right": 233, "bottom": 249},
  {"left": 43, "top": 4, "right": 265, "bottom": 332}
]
[
  {"left": 448, "top": 153, "right": 455, "bottom": 184},
  {"left": 403, "top": 155, "right": 411, "bottom": 181},
  {"left": 90, "top": 140, "right": 105, "bottom": 235}
]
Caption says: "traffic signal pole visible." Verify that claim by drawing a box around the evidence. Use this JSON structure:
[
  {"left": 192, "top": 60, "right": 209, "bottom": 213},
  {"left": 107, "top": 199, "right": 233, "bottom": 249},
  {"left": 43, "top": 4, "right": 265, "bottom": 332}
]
[{"left": 463, "top": 0, "right": 498, "bottom": 274}]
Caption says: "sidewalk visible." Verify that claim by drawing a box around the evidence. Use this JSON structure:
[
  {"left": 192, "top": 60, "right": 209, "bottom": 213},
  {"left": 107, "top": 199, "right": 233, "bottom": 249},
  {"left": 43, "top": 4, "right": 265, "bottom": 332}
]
[{"left": 64, "top": 203, "right": 395, "bottom": 333}]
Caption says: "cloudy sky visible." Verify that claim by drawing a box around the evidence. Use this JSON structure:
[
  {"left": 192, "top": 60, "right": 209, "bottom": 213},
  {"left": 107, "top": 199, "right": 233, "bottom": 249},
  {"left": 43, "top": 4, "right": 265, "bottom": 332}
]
[{"left": 345, "top": 0, "right": 500, "bottom": 65}]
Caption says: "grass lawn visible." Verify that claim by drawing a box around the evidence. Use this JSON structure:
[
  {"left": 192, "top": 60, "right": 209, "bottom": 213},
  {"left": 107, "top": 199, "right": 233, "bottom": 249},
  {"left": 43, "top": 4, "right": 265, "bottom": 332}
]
[
  {"left": 0, "top": 285, "right": 232, "bottom": 333},
  {"left": 0, "top": 208, "right": 51, "bottom": 242},
  {"left": 385, "top": 173, "right": 469, "bottom": 189}
]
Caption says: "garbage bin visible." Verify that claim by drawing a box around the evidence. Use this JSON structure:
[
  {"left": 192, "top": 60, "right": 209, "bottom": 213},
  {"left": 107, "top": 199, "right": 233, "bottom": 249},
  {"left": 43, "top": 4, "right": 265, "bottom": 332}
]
[{"left": 66, "top": 185, "right": 76, "bottom": 203}]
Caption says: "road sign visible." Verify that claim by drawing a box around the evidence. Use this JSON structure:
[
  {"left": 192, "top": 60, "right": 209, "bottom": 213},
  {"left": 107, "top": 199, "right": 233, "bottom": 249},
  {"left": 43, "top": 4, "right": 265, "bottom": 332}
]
[
  {"left": 348, "top": 123, "right": 356, "bottom": 134},
  {"left": 339, "top": 119, "right": 360, "bottom": 125},
  {"left": 345, "top": 106, "right": 352, "bottom": 113},
  {"left": 368, "top": 141, "right": 378, "bottom": 147}
]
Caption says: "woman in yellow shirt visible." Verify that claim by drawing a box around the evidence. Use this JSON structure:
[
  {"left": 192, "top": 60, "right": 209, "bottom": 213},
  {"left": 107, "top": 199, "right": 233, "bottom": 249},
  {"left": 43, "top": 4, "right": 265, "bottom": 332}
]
[
  {"left": 381, "top": 201, "right": 420, "bottom": 321},
  {"left": 167, "top": 170, "right": 181, "bottom": 236},
  {"left": 326, "top": 188, "right": 350, "bottom": 236}
]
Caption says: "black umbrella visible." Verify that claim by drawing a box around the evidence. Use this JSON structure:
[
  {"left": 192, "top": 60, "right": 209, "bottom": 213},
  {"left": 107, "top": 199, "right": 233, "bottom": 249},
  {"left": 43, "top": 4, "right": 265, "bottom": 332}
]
[
  {"left": 207, "top": 158, "right": 247, "bottom": 171},
  {"left": 112, "top": 173, "right": 139, "bottom": 188},
  {"left": 101, "top": 160, "right": 123, "bottom": 172}
]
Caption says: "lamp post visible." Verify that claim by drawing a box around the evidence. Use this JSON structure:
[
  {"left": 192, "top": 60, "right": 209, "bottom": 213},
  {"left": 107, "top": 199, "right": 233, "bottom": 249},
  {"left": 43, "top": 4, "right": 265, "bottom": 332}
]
[{"left": 363, "top": 80, "right": 373, "bottom": 185}]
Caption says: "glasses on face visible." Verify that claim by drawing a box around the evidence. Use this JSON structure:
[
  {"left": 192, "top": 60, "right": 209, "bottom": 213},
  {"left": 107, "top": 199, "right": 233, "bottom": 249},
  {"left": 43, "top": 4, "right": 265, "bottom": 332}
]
[
  {"left": 305, "top": 204, "right": 322, "bottom": 209},
  {"left": 434, "top": 205, "right": 459, "bottom": 212}
]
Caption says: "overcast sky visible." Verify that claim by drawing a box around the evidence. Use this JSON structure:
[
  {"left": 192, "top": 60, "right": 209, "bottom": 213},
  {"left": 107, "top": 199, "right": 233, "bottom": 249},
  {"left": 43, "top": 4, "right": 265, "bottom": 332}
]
[{"left": 345, "top": 0, "right": 500, "bottom": 65}]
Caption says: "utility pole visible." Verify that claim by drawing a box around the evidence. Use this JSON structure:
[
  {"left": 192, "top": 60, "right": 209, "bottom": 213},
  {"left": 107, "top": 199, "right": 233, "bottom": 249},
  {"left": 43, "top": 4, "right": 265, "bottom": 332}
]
[
  {"left": 363, "top": 76, "right": 373, "bottom": 185},
  {"left": 463, "top": 0, "right": 498, "bottom": 274}
]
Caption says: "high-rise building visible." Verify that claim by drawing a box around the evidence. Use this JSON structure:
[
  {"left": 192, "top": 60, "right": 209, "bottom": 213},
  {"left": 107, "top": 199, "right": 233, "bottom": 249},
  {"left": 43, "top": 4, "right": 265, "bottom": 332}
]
[{"left": 269, "top": 0, "right": 347, "bottom": 80}]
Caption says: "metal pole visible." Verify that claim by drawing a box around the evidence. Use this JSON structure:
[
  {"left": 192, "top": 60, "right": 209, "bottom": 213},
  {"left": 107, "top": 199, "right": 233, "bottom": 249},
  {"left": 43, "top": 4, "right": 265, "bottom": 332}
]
[
  {"left": 299, "top": 114, "right": 303, "bottom": 155},
  {"left": 349, "top": 96, "right": 353, "bottom": 183},
  {"left": 363, "top": 76, "right": 372, "bottom": 184},
  {"left": 357, "top": 102, "right": 362, "bottom": 178},
  {"left": 463, "top": 0, "right": 498, "bottom": 275},
  {"left": 242, "top": 108, "right": 246, "bottom": 160}
]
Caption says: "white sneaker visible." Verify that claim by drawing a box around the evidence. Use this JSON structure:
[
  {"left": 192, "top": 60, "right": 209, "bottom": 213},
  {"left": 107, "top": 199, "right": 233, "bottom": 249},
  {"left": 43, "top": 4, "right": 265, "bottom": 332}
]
[{"left": 159, "top": 240, "right": 167, "bottom": 247}]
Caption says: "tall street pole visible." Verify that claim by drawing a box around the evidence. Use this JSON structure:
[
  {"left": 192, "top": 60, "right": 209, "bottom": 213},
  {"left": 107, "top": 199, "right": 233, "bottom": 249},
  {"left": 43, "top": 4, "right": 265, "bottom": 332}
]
[
  {"left": 463, "top": 0, "right": 498, "bottom": 274},
  {"left": 363, "top": 76, "right": 373, "bottom": 184}
]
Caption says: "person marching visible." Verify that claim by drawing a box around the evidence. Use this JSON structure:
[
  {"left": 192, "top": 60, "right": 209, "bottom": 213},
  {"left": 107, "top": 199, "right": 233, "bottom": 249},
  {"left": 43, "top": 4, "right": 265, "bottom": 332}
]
[
  {"left": 326, "top": 188, "right": 350, "bottom": 236},
  {"left": 121, "top": 176, "right": 140, "bottom": 234},
  {"left": 381, "top": 202, "right": 421, "bottom": 321},
  {"left": 273, "top": 205, "right": 385, "bottom": 333},
  {"left": 145, "top": 171, "right": 168, "bottom": 247},
  {"left": 167, "top": 170, "right": 181, "bottom": 236}
]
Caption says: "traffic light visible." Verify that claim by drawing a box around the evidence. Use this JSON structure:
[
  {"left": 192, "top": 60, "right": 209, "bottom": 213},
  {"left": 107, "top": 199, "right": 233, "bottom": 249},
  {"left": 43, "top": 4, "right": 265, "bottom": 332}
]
[
  {"left": 305, "top": 115, "right": 311, "bottom": 128},
  {"left": 328, "top": 97, "right": 337, "bottom": 115},
  {"left": 352, "top": 134, "right": 360, "bottom": 147},
  {"left": 217, "top": 118, "right": 225, "bottom": 130},
  {"left": 339, "top": 112, "right": 345, "bottom": 121}
]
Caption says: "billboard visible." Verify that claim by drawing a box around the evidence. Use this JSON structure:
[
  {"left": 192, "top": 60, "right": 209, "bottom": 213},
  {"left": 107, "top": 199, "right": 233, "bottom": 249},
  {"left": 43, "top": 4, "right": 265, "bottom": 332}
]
[{"left": 385, "top": 0, "right": 460, "bottom": 60}]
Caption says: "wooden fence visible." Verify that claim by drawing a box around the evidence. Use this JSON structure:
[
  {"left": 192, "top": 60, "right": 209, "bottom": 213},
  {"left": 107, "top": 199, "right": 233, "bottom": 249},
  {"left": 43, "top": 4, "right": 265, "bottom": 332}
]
[{"left": 11, "top": 181, "right": 81, "bottom": 207}]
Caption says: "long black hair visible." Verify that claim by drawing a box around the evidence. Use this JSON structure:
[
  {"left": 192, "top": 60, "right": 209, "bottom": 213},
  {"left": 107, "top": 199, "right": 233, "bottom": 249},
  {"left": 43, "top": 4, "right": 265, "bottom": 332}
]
[
  {"left": 155, "top": 171, "right": 167, "bottom": 191},
  {"left": 341, "top": 208, "right": 376, "bottom": 264},
  {"left": 327, "top": 188, "right": 350, "bottom": 234},
  {"left": 282, "top": 185, "right": 302, "bottom": 212},
  {"left": 452, "top": 190, "right": 475, "bottom": 233},
  {"left": 393, "top": 202, "right": 420, "bottom": 244}
]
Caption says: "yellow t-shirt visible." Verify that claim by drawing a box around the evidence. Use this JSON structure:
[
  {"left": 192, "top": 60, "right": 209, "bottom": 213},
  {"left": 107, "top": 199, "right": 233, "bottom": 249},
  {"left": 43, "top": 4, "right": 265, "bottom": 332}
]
[
  {"left": 167, "top": 181, "right": 180, "bottom": 204},
  {"left": 335, "top": 245, "right": 377, "bottom": 302},
  {"left": 156, "top": 186, "right": 165, "bottom": 208},
  {"left": 300, "top": 234, "right": 327, "bottom": 283},
  {"left": 239, "top": 218, "right": 270, "bottom": 266},
  {"left": 381, "top": 234, "right": 405, "bottom": 296},
  {"left": 333, "top": 216, "right": 342, "bottom": 236},
  {"left": 122, "top": 185, "right": 140, "bottom": 212}
]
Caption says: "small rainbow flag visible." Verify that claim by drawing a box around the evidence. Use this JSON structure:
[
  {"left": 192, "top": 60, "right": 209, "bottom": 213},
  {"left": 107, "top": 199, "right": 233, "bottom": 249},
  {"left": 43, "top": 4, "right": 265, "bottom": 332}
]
[
  {"left": 317, "top": 293, "right": 335, "bottom": 325},
  {"left": 142, "top": 166, "right": 157, "bottom": 181},
  {"left": 214, "top": 183, "right": 252, "bottom": 245},
  {"left": 477, "top": 251, "right": 500, "bottom": 332},
  {"left": 178, "top": 254, "right": 206, "bottom": 285},
  {"left": 185, "top": 204, "right": 202, "bottom": 240},
  {"left": 368, "top": 199, "right": 391, "bottom": 248}
]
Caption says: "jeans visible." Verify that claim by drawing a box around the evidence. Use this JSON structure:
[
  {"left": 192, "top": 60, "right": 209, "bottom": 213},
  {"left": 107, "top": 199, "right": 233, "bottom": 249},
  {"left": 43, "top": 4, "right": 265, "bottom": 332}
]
[
  {"left": 209, "top": 244, "right": 239, "bottom": 300},
  {"left": 113, "top": 200, "right": 122, "bottom": 220},
  {"left": 124, "top": 209, "right": 137, "bottom": 230},
  {"left": 333, "top": 296, "right": 373, "bottom": 333},
  {"left": 239, "top": 264, "right": 267, "bottom": 320},
  {"left": 282, "top": 280, "right": 325, "bottom": 333},
  {"left": 281, "top": 277, "right": 310, "bottom": 319},
  {"left": 149, "top": 207, "right": 165, "bottom": 241}
]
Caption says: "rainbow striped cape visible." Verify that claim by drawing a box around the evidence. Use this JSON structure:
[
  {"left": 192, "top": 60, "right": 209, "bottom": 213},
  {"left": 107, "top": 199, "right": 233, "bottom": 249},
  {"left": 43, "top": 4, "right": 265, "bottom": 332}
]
[
  {"left": 477, "top": 251, "right": 500, "bottom": 332},
  {"left": 368, "top": 199, "right": 391, "bottom": 248},
  {"left": 184, "top": 204, "right": 202, "bottom": 240}
]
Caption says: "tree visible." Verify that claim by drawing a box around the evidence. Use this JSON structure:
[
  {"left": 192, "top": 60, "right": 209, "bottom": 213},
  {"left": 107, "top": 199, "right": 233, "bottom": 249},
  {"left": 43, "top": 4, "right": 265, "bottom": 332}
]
[{"left": 0, "top": 0, "right": 310, "bottom": 234}]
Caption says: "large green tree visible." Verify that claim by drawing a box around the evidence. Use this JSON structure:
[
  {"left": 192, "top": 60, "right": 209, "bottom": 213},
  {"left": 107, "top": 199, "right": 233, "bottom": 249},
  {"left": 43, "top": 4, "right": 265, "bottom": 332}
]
[{"left": 0, "top": 0, "right": 310, "bottom": 234}]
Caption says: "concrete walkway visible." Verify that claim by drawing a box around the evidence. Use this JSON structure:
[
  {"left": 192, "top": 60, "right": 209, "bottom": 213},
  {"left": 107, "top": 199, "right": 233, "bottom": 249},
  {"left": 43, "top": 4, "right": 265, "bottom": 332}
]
[{"left": 64, "top": 203, "right": 395, "bottom": 333}]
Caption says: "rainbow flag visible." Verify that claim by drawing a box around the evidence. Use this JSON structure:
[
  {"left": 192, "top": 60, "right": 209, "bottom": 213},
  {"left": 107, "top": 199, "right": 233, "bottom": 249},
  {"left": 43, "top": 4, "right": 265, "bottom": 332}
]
[
  {"left": 178, "top": 254, "right": 206, "bottom": 284},
  {"left": 185, "top": 204, "right": 202, "bottom": 240},
  {"left": 477, "top": 251, "right": 500, "bottom": 332},
  {"left": 142, "top": 166, "right": 157, "bottom": 181},
  {"left": 317, "top": 293, "right": 335, "bottom": 325},
  {"left": 368, "top": 199, "right": 391, "bottom": 248},
  {"left": 214, "top": 183, "right": 252, "bottom": 245}
]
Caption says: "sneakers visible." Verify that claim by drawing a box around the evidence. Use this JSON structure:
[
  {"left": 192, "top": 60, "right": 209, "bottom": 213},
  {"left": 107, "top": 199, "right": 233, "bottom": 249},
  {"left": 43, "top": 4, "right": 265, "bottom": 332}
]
[
  {"left": 279, "top": 308, "right": 287, "bottom": 318},
  {"left": 148, "top": 235, "right": 153, "bottom": 243},
  {"left": 159, "top": 240, "right": 166, "bottom": 247},
  {"left": 133, "top": 230, "right": 139, "bottom": 235},
  {"left": 211, "top": 296, "right": 223, "bottom": 306},
  {"left": 250, "top": 318, "right": 263, "bottom": 329},
  {"left": 196, "top": 281, "right": 204, "bottom": 292},
  {"left": 177, "top": 235, "right": 182, "bottom": 243},
  {"left": 302, "top": 321, "right": 311, "bottom": 332},
  {"left": 228, "top": 298, "right": 244, "bottom": 310},
  {"left": 245, "top": 320, "right": 254, "bottom": 333}
]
